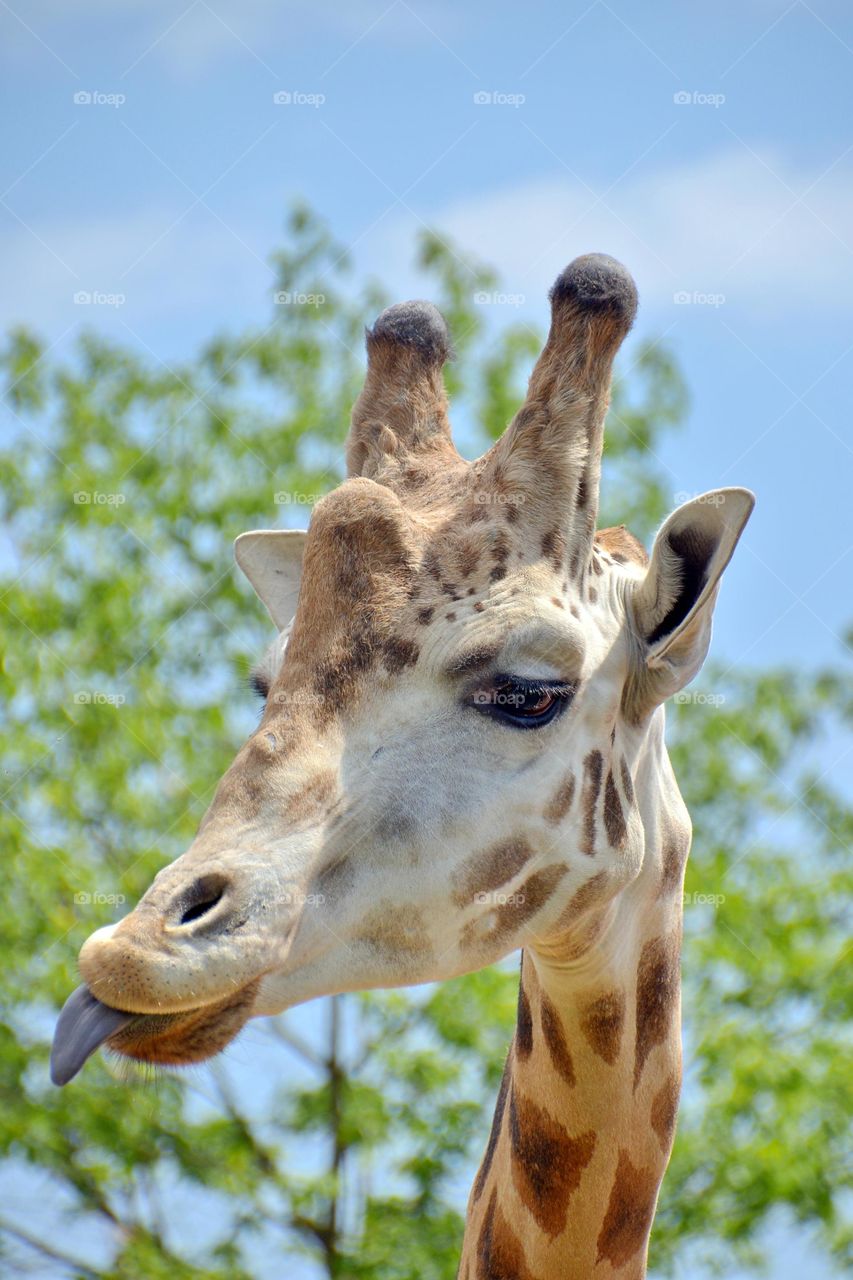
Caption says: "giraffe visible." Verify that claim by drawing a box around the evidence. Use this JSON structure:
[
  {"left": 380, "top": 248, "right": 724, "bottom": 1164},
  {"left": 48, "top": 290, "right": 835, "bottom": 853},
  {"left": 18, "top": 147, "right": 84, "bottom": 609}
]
[{"left": 51, "top": 253, "right": 754, "bottom": 1278}]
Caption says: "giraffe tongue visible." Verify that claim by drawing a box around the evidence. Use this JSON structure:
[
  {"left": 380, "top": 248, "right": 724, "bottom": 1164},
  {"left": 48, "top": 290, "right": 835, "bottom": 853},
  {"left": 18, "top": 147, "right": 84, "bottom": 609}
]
[{"left": 50, "top": 984, "right": 134, "bottom": 1085}]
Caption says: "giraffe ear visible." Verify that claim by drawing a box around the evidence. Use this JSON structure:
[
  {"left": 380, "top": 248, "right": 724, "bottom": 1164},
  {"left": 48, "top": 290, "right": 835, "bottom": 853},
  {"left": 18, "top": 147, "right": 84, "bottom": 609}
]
[
  {"left": 629, "top": 488, "right": 754, "bottom": 705},
  {"left": 234, "top": 530, "right": 306, "bottom": 631}
]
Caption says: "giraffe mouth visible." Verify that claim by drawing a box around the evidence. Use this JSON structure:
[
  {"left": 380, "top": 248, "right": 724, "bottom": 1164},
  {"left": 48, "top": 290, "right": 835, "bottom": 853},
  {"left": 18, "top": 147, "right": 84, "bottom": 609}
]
[{"left": 50, "top": 981, "right": 259, "bottom": 1085}]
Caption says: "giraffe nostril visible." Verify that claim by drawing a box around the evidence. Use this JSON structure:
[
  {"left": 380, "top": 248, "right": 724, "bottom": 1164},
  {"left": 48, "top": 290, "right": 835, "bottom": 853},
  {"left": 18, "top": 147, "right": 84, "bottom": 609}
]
[{"left": 176, "top": 873, "right": 230, "bottom": 927}]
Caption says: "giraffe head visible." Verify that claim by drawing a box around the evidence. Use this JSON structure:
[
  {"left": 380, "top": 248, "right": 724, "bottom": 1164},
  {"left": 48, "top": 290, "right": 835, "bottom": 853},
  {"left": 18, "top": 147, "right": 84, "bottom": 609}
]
[{"left": 51, "top": 255, "right": 753, "bottom": 1084}]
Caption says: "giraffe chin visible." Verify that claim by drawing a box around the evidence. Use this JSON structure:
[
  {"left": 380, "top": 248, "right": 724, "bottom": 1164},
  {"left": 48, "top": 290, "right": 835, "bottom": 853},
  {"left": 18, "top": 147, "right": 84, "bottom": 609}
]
[{"left": 50, "top": 981, "right": 259, "bottom": 1085}]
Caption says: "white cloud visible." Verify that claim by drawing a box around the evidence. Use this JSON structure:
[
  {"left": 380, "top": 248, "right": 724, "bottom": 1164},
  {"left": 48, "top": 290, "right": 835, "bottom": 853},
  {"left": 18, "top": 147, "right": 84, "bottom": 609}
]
[
  {"left": 0, "top": 204, "right": 275, "bottom": 351},
  {"left": 359, "top": 146, "right": 853, "bottom": 319}
]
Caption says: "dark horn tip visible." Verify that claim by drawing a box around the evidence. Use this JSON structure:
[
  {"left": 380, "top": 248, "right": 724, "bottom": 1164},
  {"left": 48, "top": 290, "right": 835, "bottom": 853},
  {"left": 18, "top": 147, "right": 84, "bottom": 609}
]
[
  {"left": 367, "top": 300, "right": 453, "bottom": 363},
  {"left": 550, "top": 254, "right": 638, "bottom": 326}
]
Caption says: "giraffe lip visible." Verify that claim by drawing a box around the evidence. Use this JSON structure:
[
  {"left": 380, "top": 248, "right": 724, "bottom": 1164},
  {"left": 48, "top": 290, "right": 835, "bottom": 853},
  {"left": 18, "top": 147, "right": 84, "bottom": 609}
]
[{"left": 50, "top": 984, "right": 135, "bottom": 1085}]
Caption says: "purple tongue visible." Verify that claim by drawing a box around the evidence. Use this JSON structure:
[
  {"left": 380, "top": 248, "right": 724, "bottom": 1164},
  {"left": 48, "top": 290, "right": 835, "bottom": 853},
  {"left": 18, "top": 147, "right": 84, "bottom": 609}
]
[{"left": 50, "top": 984, "right": 134, "bottom": 1085}]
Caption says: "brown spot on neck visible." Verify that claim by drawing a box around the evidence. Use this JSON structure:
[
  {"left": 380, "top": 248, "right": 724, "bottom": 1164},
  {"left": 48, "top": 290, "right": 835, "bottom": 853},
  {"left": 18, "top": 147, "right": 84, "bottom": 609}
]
[
  {"left": 477, "top": 1187, "right": 537, "bottom": 1280},
  {"left": 508, "top": 1085, "right": 596, "bottom": 1237},
  {"left": 650, "top": 1067, "right": 682, "bottom": 1153},
  {"left": 516, "top": 968, "right": 534, "bottom": 1060},
  {"left": 658, "top": 818, "right": 691, "bottom": 897},
  {"left": 579, "top": 988, "right": 626, "bottom": 1065},
  {"left": 596, "top": 1148, "right": 660, "bottom": 1268},
  {"left": 634, "top": 930, "right": 681, "bottom": 1091},
  {"left": 539, "top": 990, "right": 576, "bottom": 1086}
]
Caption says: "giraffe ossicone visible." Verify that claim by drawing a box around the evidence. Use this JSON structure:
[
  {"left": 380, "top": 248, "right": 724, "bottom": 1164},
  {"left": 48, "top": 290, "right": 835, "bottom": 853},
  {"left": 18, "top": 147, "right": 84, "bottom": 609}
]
[{"left": 52, "top": 253, "right": 754, "bottom": 1278}]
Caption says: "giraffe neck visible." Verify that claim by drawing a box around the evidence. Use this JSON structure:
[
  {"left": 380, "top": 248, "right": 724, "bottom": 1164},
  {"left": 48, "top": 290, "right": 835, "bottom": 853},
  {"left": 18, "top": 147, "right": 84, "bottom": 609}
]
[{"left": 459, "top": 739, "right": 688, "bottom": 1279}]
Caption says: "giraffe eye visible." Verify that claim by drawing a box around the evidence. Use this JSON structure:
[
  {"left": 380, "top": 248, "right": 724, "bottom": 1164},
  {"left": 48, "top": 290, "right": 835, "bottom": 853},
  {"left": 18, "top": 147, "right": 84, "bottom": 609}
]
[{"left": 469, "top": 677, "right": 576, "bottom": 730}]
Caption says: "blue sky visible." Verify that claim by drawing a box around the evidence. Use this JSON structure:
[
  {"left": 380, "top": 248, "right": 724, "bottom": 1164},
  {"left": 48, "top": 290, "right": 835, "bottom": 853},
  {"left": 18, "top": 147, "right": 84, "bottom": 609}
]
[{"left": 1, "top": 2, "right": 851, "bottom": 1276}]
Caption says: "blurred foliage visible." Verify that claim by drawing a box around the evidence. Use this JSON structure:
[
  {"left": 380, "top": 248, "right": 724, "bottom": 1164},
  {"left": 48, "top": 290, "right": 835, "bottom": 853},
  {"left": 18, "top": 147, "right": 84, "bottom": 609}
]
[{"left": 0, "top": 207, "right": 850, "bottom": 1278}]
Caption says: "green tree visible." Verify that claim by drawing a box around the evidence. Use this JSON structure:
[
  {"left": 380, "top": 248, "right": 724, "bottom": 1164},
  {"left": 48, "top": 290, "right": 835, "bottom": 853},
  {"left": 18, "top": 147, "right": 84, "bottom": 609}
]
[{"left": 0, "top": 207, "right": 849, "bottom": 1278}]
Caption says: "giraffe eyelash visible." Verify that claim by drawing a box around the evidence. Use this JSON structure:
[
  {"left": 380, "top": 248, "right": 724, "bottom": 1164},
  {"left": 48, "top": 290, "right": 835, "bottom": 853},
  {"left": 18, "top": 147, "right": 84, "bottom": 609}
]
[{"left": 249, "top": 670, "right": 270, "bottom": 702}]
